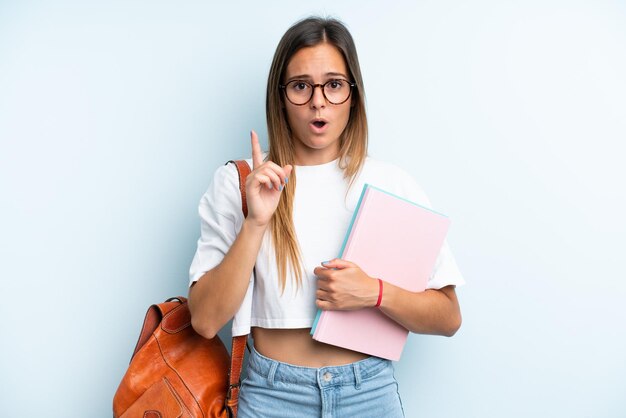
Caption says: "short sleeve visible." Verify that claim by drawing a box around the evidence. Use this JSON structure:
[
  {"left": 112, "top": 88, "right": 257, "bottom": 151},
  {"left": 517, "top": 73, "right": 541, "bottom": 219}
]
[
  {"left": 396, "top": 168, "right": 466, "bottom": 290},
  {"left": 426, "top": 239, "right": 465, "bottom": 289},
  {"left": 188, "top": 163, "right": 244, "bottom": 286}
]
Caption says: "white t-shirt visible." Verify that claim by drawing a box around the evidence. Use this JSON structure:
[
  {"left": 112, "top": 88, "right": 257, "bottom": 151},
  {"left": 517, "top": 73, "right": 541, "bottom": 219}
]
[{"left": 189, "top": 156, "right": 465, "bottom": 336}]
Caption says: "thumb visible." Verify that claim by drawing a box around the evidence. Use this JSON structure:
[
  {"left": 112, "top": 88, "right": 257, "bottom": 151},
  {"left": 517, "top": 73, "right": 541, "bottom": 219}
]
[
  {"left": 321, "top": 258, "right": 355, "bottom": 269},
  {"left": 284, "top": 164, "right": 293, "bottom": 179}
]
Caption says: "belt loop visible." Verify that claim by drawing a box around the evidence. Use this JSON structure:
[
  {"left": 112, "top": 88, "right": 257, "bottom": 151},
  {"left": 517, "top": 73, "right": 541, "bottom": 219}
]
[
  {"left": 267, "top": 361, "right": 278, "bottom": 387},
  {"left": 353, "top": 362, "right": 362, "bottom": 390}
]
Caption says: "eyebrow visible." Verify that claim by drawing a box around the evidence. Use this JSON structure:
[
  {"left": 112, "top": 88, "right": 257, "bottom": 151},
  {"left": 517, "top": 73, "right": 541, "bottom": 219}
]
[{"left": 286, "top": 72, "right": 349, "bottom": 82}]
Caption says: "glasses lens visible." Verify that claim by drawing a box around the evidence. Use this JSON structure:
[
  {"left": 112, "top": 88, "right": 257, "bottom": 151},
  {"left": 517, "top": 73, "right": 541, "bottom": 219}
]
[
  {"left": 285, "top": 81, "right": 312, "bottom": 105},
  {"left": 323, "top": 80, "right": 351, "bottom": 104}
]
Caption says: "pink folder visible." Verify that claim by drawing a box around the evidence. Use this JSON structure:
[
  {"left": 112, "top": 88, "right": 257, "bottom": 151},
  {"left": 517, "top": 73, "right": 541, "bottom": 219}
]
[{"left": 310, "top": 184, "right": 450, "bottom": 360}]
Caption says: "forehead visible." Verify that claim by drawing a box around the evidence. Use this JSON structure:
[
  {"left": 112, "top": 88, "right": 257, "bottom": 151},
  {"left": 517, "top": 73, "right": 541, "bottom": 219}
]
[{"left": 285, "top": 43, "right": 348, "bottom": 79}]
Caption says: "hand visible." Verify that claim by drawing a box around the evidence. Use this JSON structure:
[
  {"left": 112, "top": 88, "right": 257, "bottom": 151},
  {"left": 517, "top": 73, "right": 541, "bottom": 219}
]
[
  {"left": 313, "top": 259, "right": 379, "bottom": 311},
  {"left": 245, "top": 130, "right": 293, "bottom": 227}
]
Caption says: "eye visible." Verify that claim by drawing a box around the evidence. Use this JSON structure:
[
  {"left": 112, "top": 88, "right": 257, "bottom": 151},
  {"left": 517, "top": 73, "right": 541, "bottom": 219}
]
[
  {"left": 327, "top": 80, "right": 344, "bottom": 90},
  {"left": 290, "top": 81, "right": 310, "bottom": 92}
]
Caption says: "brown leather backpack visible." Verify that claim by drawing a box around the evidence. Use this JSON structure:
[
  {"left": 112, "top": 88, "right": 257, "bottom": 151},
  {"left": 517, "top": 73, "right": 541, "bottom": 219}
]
[{"left": 113, "top": 160, "right": 251, "bottom": 418}]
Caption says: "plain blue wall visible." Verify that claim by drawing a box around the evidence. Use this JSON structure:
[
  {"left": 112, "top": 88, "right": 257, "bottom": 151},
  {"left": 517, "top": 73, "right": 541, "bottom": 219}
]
[{"left": 1, "top": 1, "right": 625, "bottom": 416}]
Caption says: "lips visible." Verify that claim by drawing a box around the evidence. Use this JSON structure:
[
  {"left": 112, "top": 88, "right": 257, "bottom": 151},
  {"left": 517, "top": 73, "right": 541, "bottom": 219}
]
[{"left": 310, "top": 118, "right": 329, "bottom": 133}]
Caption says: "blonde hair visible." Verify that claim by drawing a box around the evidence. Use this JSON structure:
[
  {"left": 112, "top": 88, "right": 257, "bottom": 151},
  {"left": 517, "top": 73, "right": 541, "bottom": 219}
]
[{"left": 266, "top": 17, "right": 369, "bottom": 291}]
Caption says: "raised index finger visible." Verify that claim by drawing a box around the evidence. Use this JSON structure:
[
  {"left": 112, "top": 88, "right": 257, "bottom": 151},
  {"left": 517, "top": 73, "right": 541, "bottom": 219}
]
[{"left": 250, "top": 130, "right": 263, "bottom": 169}]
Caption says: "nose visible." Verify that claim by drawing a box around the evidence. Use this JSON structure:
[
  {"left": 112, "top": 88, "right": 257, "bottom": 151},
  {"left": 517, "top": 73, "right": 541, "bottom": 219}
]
[{"left": 310, "top": 84, "right": 326, "bottom": 109}]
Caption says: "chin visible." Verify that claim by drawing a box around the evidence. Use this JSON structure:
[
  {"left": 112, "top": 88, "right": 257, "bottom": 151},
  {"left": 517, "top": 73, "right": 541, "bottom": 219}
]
[{"left": 305, "top": 139, "right": 337, "bottom": 152}]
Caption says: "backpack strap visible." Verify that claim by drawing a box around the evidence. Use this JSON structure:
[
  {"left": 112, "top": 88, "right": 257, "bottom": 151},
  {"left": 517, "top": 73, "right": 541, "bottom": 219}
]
[
  {"left": 229, "top": 160, "right": 252, "bottom": 217},
  {"left": 226, "top": 159, "right": 252, "bottom": 418}
]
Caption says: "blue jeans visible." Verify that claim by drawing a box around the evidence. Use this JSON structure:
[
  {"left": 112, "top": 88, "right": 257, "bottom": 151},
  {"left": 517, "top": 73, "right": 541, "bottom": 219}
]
[{"left": 238, "top": 347, "right": 405, "bottom": 418}]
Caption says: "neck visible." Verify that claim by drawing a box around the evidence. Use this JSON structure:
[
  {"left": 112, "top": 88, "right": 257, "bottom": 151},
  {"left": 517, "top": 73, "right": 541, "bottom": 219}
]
[{"left": 293, "top": 144, "right": 340, "bottom": 166}]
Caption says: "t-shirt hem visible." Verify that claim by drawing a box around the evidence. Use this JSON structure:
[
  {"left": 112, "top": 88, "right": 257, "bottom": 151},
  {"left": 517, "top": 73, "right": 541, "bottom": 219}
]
[
  {"left": 426, "top": 276, "right": 466, "bottom": 290},
  {"left": 231, "top": 318, "right": 316, "bottom": 337},
  {"left": 234, "top": 318, "right": 315, "bottom": 331},
  {"left": 253, "top": 318, "right": 315, "bottom": 328}
]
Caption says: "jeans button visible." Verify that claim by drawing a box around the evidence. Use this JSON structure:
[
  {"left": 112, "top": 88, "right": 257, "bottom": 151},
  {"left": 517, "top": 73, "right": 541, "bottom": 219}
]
[{"left": 323, "top": 372, "right": 332, "bottom": 382}]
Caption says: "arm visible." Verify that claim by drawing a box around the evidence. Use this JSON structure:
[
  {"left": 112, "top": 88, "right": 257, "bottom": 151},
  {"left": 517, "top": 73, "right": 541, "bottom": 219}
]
[
  {"left": 188, "top": 131, "right": 292, "bottom": 339},
  {"left": 314, "top": 259, "right": 462, "bottom": 337},
  {"left": 189, "top": 219, "right": 267, "bottom": 339},
  {"left": 379, "top": 282, "right": 461, "bottom": 336}
]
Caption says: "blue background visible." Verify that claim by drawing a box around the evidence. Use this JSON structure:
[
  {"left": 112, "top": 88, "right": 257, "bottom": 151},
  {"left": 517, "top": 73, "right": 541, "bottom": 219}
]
[{"left": 1, "top": 1, "right": 625, "bottom": 417}]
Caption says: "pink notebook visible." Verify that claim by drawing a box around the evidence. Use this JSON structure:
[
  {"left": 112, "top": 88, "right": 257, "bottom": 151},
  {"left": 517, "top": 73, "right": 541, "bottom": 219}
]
[{"left": 310, "top": 184, "right": 450, "bottom": 360}]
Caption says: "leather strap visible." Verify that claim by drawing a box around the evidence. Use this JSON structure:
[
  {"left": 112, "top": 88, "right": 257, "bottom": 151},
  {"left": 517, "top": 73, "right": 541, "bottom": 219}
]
[
  {"left": 228, "top": 160, "right": 251, "bottom": 218},
  {"left": 226, "top": 159, "right": 252, "bottom": 417},
  {"left": 226, "top": 334, "right": 248, "bottom": 417}
]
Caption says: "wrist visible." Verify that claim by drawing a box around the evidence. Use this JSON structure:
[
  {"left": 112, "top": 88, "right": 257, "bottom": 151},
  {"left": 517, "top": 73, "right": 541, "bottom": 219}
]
[
  {"left": 242, "top": 217, "right": 270, "bottom": 235},
  {"left": 374, "top": 278, "right": 384, "bottom": 308}
]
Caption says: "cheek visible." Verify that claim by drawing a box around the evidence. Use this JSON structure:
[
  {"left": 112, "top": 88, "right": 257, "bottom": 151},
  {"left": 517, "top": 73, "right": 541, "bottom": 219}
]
[
  {"left": 337, "top": 105, "right": 352, "bottom": 130},
  {"left": 285, "top": 106, "right": 305, "bottom": 130}
]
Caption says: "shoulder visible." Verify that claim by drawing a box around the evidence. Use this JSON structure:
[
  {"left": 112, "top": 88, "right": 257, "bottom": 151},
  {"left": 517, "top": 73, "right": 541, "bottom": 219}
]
[
  {"left": 205, "top": 162, "right": 239, "bottom": 198},
  {"left": 199, "top": 160, "right": 251, "bottom": 220},
  {"left": 361, "top": 156, "right": 414, "bottom": 182},
  {"left": 359, "top": 156, "right": 432, "bottom": 208},
  {"left": 209, "top": 158, "right": 254, "bottom": 191}
]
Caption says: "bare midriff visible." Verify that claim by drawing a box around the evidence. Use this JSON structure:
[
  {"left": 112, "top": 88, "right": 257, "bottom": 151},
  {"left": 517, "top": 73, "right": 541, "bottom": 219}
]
[{"left": 251, "top": 327, "right": 370, "bottom": 367}]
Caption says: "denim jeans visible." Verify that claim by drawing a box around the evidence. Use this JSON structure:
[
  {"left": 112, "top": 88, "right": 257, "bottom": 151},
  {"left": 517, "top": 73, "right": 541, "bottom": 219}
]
[{"left": 238, "top": 347, "right": 405, "bottom": 418}]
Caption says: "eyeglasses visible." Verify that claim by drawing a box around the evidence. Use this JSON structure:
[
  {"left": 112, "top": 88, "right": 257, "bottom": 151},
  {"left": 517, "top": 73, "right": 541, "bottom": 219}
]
[{"left": 279, "top": 79, "right": 356, "bottom": 106}]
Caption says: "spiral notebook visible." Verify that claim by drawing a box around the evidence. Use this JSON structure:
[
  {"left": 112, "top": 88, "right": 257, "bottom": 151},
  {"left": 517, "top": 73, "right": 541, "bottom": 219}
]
[{"left": 310, "top": 184, "right": 450, "bottom": 360}]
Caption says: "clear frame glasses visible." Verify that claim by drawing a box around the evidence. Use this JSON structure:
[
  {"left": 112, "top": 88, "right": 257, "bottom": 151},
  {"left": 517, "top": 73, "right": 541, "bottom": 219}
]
[{"left": 279, "top": 79, "right": 356, "bottom": 106}]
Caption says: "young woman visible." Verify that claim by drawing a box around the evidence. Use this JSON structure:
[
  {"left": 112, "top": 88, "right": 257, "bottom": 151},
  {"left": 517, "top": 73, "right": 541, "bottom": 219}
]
[{"left": 188, "top": 16, "right": 464, "bottom": 417}]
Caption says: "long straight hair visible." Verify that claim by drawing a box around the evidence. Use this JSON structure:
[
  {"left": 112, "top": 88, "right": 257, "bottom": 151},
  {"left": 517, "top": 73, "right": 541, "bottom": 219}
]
[{"left": 266, "top": 17, "right": 368, "bottom": 291}]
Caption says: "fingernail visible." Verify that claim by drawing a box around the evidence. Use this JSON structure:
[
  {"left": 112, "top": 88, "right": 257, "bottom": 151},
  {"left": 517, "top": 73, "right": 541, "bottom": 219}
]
[
  {"left": 322, "top": 260, "right": 330, "bottom": 265},
  {"left": 285, "top": 177, "right": 289, "bottom": 184},
  {"left": 279, "top": 185, "right": 283, "bottom": 191}
]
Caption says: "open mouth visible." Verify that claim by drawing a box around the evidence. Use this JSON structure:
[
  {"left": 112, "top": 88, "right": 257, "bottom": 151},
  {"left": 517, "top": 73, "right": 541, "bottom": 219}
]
[{"left": 312, "top": 120, "right": 327, "bottom": 128}]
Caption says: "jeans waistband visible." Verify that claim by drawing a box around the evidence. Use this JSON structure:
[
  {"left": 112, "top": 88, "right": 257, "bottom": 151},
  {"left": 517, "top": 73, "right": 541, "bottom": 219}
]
[{"left": 247, "top": 346, "right": 391, "bottom": 389}]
